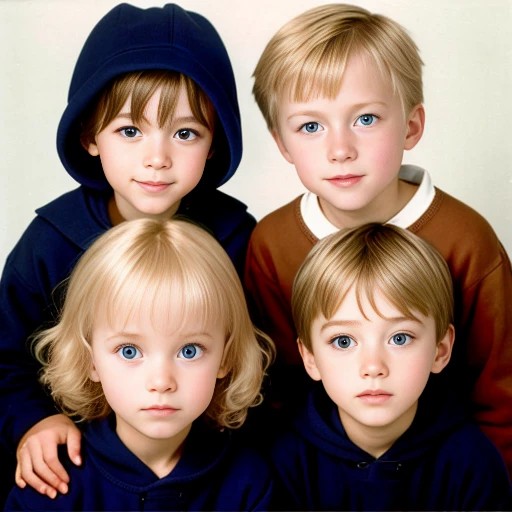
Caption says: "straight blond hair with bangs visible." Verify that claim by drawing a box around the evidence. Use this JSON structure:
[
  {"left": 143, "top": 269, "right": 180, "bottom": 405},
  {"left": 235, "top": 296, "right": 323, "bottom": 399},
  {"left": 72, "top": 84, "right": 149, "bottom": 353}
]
[
  {"left": 32, "top": 218, "right": 274, "bottom": 429},
  {"left": 292, "top": 224, "right": 453, "bottom": 351},
  {"left": 80, "top": 69, "right": 215, "bottom": 146},
  {"left": 253, "top": 3, "right": 424, "bottom": 132}
]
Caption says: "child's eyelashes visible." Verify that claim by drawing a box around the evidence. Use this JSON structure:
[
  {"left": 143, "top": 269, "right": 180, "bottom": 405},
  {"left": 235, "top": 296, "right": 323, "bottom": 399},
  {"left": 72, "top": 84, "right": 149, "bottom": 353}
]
[
  {"left": 299, "top": 122, "right": 323, "bottom": 134},
  {"left": 298, "top": 114, "right": 379, "bottom": 133},
  {"left": 116, "top": 344, "right": 142, "bottom": 360},
  {"left": 114, "top": 126, "right": 200, "bottom": 140},
  {"left": 178, "top": 343, "right": 205, "bottom": 360},
  {"left": 329, "top": 332, "right": 414, "bottom": 350},
  {"left": 389, "top": 333, "right": 413, "bottom": 346},
  {"left": 174, "top": 129, "right": 199, "bottom": 141},
  {"left": 330, "top": 335, "right": 356, "bottom": 350},
  {"left": 355, "top": 114, "right": 379, "bottom": 127},
  {"left": 117, "top": 126, "right": 142, "bottom": 138}
]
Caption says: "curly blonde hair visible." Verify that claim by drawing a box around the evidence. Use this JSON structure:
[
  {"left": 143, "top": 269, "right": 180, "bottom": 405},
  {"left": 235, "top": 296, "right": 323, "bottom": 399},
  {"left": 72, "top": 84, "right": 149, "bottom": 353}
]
[{"left": 33, "top": 218, "right": 274, "bottom": 429}]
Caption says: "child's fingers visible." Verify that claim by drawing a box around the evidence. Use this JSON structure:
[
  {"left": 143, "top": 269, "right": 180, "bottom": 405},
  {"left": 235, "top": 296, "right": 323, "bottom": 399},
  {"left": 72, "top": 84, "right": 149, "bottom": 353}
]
[
  {"left": 14, "top": 464, "right": 26, "bottom": 489},
  {"left": 39, "top": 445, "right": 70, "bottom": 493},
  {"left": 66, "top": 426, "right": 82, "bottom": 466},
  {"left": 16, "top": 455, "right": 58, "bottom": 499}
]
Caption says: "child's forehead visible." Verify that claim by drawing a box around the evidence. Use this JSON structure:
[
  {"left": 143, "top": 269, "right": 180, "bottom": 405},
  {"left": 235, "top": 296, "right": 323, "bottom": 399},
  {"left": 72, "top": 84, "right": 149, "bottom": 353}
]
[
  {"left": 279, "top": 52, "right": 397, "bottom": 110},
  {"left": 96, "top": 300, "right": 224, "bottom": 338},
  {"left": 95, "top": 287, "right": 225, "bottom": 335},
  {"left": 315, "top": 286, "right": 428, "bottom": 327}
]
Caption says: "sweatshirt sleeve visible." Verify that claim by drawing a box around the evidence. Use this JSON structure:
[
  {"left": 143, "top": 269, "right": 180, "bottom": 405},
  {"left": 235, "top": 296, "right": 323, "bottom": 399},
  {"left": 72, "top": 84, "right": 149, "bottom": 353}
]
[
  {"left": 0, "top": 217, "right": 78, "bottom": 451},
  {"left": 462, "top": 243, "right": 512, "bottom": 477}
]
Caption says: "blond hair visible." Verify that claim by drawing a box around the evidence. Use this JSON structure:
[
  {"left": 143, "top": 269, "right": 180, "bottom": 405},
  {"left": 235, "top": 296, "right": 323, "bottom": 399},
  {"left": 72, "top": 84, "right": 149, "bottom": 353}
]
[
  {"left": 292, "top": 224, "right": 453, "bottom": 350},
  {"left": 33, "top": 218, "right": 274, "bottom": 429},
  {"left": 80, "top": 70, "right": 215, "bottom": 146},
  {"left": 253, "top": 3, "right": 423, "bottom": 131}
]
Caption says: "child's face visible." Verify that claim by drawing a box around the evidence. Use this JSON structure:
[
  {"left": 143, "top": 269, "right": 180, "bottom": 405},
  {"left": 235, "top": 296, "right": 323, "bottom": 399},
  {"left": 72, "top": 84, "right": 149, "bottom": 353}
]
[
  {"left": 273, "top": 53, "right": 424, "bottom": 227},
  {"left": 300, "top": 287, "right": 453, "bottom": 455},
  {"left": 89, "top": 303, "right": 227, "bottom": 456},
  {"left": 87, "top": 85, "right": 214, "bottom": 222}
]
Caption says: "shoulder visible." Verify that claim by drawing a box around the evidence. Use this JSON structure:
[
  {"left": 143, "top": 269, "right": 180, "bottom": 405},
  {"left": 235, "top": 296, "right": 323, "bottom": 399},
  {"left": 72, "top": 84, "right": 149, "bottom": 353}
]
[
  {"left": 431, "top": 422, "right": 512, "bottom": 509},
  {"left": 224, "top": 430, "right": 273, "bottom": 479},
  {"left": 183, "top": 189, "right": 256, "bottom": 240},
  {"left": 210, "top": 431, "right": 274, "bottom": 511},
  {"left": 247, "top": 195, "right": 315, "bottom": 263},
  {"left": 414, "top": 187, "right": 501, "bottom": 248},
  {"left": 411, "top": 187, "right": 510, "bottom": 286},
  {"left": 440, "top": 421, "right": 508, "bottom": 468},
  {"left": 4, "top": 187, "right": 109, "bottom": 289},
  {"left": 4, "top": 447, "right": 89, "bottom": 510},
  {"left": 250, "top": 196, "right": 302, "bottom": 240}
]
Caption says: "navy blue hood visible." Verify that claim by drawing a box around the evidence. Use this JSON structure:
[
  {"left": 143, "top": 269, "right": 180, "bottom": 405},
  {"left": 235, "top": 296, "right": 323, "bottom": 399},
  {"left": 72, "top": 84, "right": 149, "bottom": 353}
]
[{"left": 56, "top": 3, "right": 241, "bottom": 191}]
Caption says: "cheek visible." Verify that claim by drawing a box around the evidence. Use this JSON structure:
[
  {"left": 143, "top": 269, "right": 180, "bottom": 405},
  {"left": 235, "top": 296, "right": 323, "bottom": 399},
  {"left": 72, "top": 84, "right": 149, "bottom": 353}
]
[
  {"left": 185, "top": 369, "right": 219, "bottom": 410},
  {"left": 396, "top": 352, "right": 435, "bottom": 389}
]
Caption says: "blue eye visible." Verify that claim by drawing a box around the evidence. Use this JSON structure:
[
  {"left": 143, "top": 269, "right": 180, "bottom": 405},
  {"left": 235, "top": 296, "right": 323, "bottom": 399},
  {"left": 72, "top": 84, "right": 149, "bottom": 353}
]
[
  {"left": 119, "top": 126, "right": 141, "bottom": 138},
  {"left": 179, "top": 344, "right": 204, "bottom": 360},
  {"left": 118, "top": 345, "right": 142, "bottom": 360},
  {"left": 356, "top": 114, "right": 377, "bottom": 127},
  {"left": 300, "top": 122, "right": 322, "bottom": 134},
  {"left": 390, "top": 333, "right": 411, "bottom": 346},
  {"left": 332, "top": 335, "right": 356, "bottom": 350},
  {"left": 174, "top": 129, "right": 197, "bottom": 140}
]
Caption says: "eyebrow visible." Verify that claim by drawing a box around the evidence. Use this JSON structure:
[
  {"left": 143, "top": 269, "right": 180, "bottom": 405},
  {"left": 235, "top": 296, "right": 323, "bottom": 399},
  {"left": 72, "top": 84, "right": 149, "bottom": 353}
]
[
  {"left": 105, "top": 330, "right": 216, "bottom": 342},
  {"left": 115, "top": 112, "right": 201, "bottom": 125},
  {"left": 286, "top": 101, "right": 388, "bottom": 121},
  {"left": 320, "top": 316, "right": 421, "bottom": 332}
]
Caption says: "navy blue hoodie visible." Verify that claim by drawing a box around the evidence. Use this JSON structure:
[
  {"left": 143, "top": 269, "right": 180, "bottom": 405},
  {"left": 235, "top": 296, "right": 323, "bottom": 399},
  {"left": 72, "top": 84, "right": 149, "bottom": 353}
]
[
  {"left": 5, "top": 417, "right": 274, "bottom": 511},
  {"left": 0, "top": 2, "right": 254, "bottom": 494},
  {"left": 271, "top": 381, "right": 512, "bottom": 511}
]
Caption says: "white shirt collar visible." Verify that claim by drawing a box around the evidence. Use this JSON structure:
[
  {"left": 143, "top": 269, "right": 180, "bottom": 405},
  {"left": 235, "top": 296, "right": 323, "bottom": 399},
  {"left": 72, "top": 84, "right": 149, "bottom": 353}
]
[{"left": 300, "top": 165, "right": 435, "bottom": 240}]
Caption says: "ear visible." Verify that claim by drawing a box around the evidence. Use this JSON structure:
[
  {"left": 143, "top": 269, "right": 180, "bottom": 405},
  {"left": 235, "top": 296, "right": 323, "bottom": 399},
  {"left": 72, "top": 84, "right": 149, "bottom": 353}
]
[
  {"left": 404, "top": 104, "right": 425, "bottom": 151},
  {"left": 207, "top": 147, "right": 215, "bottom": 160},
  {"left": 216, "top": 363, "right": 229, "bottom": 379},
  {"left": 431, "top": 324, "right": 455, "bottom": 374},
  {"left": 89, "top": 357, "right": 101, "bottom": 383},
  {"left": 271, "top": 129, "right": 294, "bottom": 164},
  {"left": 297, "top": 339, "right": 322, "bottom": 381},
  {"left": 82, "top": 137, "right": 100, "bottom": 157}
]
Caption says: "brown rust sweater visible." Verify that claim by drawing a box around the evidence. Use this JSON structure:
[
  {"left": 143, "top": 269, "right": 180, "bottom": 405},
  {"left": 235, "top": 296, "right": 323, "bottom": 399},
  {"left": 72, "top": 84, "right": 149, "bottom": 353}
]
[{"left": 245, "top": 186, "right": 512, "bottom": 475}]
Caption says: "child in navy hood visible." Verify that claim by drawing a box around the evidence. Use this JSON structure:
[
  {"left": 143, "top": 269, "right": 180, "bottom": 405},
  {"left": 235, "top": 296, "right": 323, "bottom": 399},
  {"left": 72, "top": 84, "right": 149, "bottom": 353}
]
[
  {"left": 0, "top": 3, "right": 254, "bottom": 503},
  {"left": 271, "top": 223, "right": 512, "bottom": 511},
  {"left": 5, "top": 218, "right": 275, "bottom": 510}
]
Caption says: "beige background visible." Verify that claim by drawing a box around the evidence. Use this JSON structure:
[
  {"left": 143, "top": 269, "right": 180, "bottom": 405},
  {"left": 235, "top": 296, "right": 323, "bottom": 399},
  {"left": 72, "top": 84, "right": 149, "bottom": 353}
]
[{"left": 1, "top": 0, "right": 511, "bottom": 268}]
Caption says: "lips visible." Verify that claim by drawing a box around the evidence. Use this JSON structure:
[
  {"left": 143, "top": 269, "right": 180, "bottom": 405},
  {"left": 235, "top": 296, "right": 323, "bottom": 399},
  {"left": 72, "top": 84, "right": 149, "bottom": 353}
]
[
  {"left": 326, "top": 174, "right": 363, "bottom": 188},
  {"left": 357, "top": 390, "right": 392, "bottom": 404},
  {"left": 142, "top": 405, "right": 178, "bottom": 417},
  {"left": 135, "top": 180, "right": 171, "bottom": 193}
]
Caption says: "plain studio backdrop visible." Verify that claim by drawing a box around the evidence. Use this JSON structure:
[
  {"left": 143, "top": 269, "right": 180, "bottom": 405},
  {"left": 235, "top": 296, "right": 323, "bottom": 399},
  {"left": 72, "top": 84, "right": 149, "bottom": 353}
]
[{"left": 1, "top": 0, "right": 511, "bottom": 269}]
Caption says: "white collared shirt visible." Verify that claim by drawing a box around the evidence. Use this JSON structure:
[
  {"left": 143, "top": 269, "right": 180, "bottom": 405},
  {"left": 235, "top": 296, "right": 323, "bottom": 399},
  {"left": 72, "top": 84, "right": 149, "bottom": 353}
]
[{"left": 300, "top": 165, "right": 435, "bottom": 239}]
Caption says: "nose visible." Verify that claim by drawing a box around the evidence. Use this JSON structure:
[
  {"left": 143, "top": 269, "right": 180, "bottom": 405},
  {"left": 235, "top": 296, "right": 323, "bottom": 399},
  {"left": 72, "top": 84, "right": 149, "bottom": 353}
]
[
  {"left": 359, "top": 345, "right": 389, "bottom": 379},
  {"left": 147, "top": 358, "right": 176, "bottom": 393},
  {"left": 327, "top": 126, "right": 357, "bottom": 163},
  {"left": 143, "top": 135, "right": 172, "bottom": 170}
]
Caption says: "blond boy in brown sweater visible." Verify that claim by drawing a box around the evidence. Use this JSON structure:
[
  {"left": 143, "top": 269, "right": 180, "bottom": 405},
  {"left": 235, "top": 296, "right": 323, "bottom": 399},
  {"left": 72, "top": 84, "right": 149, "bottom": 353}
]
[{"left": 244, "top": 3, "right": 512, "bottom": 474}]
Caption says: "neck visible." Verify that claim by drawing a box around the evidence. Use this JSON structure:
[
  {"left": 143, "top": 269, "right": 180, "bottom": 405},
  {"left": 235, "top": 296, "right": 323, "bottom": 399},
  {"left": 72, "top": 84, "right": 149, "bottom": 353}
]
[
  {"left": 319, "top": 178, "right": 417, "bottom": 229},
  {"left": 339, "top": 401, "right": 417, "bottom": 459},
  {"left": 108, "top": 194, "right": 181, "bottom": 226},
  {"left": 116, "top": 419, "right": 191, "bottom": 478}
]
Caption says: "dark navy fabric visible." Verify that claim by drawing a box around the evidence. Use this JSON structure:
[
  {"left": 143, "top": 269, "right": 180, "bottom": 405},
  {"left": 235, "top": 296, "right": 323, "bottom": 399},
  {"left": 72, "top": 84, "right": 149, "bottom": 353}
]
[
  {"left": 271, "top": 381, "right": 512, "bottom": 511},
  {"left": 57, "top": 2, "right": 242, "bottom": 191},
  {"left": 5, "top": 417, "right": 274, "bottom": 511},
  {"left": 0, "top": 3, "right": 255, "bottom": 493}
]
